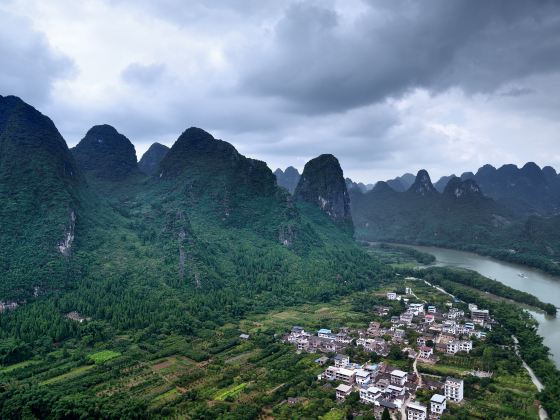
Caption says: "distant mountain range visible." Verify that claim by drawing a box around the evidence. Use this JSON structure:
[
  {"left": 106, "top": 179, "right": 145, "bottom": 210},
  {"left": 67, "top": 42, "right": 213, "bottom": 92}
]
[
  {"left": 384, "top": 163, "right": 560, "bottom": 216},
  {"left": 350, "top": 167, "right": 560, "bottom": 275},
  {"left": 274, "top": 166, "right": 300, "bottom": 194}
]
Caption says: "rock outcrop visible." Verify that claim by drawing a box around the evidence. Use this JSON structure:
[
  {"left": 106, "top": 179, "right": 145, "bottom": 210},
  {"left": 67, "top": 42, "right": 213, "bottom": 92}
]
[{"left": 294, "top": 154, "right": 353, "bottom": 232}]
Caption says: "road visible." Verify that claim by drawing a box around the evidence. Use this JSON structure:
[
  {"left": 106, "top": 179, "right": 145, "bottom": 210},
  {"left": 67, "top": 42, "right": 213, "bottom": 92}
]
[
  {"left": 400, "top": 354, "right": 423, "bottom": 419},
  {"left": 512, "top": 335, "right": 549, "bottom": 420}
]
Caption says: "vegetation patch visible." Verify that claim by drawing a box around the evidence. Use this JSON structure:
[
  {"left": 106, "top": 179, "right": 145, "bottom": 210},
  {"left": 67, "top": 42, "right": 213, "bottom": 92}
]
[
  {"left": 0, "top": 359, "right": 39, "bottom": 373},
  {"left": 40, "top": 365, "right": 95, "bottom": 385},
  {"left": 213, "top": 382, "right": 248, "bottom": 401},
  {"left": 88, "top": 350, "right": 121, "bottom": 364}
]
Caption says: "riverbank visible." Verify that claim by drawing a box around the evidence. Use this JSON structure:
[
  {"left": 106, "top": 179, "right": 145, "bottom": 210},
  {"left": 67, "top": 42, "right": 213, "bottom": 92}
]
[
  {"left": 406, "top": 265, "right": 560, "bottom": 419},
  {"left": 395, "top": 243, "right": 560, "bottom": 367}
]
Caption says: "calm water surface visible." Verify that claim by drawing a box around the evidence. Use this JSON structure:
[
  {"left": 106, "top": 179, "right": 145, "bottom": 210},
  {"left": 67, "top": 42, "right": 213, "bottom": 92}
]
[{"left": 403, "top": 244, "right": 560, "bottom": 367}]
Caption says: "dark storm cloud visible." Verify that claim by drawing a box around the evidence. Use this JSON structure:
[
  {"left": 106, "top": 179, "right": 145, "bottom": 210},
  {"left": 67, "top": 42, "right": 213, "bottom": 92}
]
[
  {"left": 242, "top": 0, "right": 560, "bottom": 113},
  {"left": 0, "top": 11, "right": 74, "bottom": 105},
  {"left": 3, "top": 0, "right": 560, "bottom": 182},
  {"left": 121, "top": 63, "right": 166, "bottom": 86}
]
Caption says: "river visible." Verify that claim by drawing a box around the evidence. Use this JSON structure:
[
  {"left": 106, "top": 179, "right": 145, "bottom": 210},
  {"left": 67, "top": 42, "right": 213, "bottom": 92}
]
[{"left": 402, "top": 244, "right": 560, "bottom": 367}]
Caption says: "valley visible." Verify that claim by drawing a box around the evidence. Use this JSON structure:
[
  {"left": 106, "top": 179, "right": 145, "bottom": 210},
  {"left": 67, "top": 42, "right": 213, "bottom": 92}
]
[
  {"left": 1, "top": 95, "right": 559, "bottom": 418},
  {"left": 394, "top": 244, "right": 560, "bottom": 367}
]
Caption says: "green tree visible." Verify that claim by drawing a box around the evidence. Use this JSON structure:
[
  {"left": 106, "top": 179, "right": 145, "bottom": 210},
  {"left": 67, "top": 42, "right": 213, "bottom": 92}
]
[{"left": 382, "top": 407, "right": 391, "bottom": 420}]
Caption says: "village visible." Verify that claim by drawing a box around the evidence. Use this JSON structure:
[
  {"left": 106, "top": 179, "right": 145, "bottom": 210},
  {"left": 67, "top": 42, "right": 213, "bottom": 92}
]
[{"left": 282, "top": 286, "right": 494, "bottom": 419}]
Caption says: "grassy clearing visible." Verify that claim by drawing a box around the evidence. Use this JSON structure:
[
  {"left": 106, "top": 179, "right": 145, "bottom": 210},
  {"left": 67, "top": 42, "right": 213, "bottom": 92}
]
[
  {"left": 418, "top": 362, "right": 469, "bottom": 377},
  {"left": 240, "top": 301, "right": 368, "bottom": 335},
  {"left": 152, "top": 388, "right": 179, "bottom": 403},
  {"left": 319, "top": 408, "right": 346, "bottom": 420},
  {"left": 213, "top": 382, "right": 248, "bottom": 401},
  {"left": 40, "top": 365, "right": 95, "bottom": 385},
  {"left": 0, "top": 360, "right": 40, "bottom": 373},
  {"left": 88, "top": 350, "right": 121, "bottom": 364}
]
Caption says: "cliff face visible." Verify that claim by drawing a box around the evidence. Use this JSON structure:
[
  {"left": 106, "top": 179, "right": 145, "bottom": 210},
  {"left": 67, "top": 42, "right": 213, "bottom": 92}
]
[{"left": 294, "top": 154, "right": 353, "bottom": 232}]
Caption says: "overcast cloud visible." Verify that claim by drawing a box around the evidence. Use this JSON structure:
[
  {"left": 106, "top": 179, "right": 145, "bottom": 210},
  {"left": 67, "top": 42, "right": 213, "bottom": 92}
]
[{"left": 1, "top": 0, "right": 559, "bottom": 182}]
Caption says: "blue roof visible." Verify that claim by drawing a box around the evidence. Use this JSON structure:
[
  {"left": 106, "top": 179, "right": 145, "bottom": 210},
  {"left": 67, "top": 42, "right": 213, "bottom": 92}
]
[{"left": 318, "top": 328, "right": 332, "bottom": 334}]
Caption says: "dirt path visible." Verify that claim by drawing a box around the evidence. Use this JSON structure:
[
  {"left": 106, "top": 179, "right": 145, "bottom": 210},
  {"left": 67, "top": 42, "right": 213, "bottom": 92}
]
[{"left": 511, "top": 335, "right": 549, "bottom": 420}]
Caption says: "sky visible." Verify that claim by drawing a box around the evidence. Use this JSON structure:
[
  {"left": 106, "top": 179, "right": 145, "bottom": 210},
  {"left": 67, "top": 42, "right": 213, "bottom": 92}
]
[{"left": 1, "top": 0, "right": 560, "bottom": 183}]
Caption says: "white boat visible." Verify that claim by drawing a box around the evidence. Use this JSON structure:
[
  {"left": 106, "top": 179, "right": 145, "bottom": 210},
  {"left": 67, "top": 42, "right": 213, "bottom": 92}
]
[{"left": 517, "top": 272, "right": 528, "bottom": 279}]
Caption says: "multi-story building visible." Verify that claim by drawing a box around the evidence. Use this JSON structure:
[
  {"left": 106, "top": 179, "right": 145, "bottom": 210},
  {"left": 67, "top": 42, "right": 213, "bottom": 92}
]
[
  {"left": 430, "top": 394, "right": 447, "bottom": 415},
  {"left": 335, "top": 367, "right": 356, "bottom": 385},
  {"left": 444, "top": 377, "right": 464, "bottom": 402},
  {"left": 318, "top": 328, "right": 333, "bottom": 338},
  {"left": 359, "top": 386, "right": 382, "bottom": 404},
  {"left": 406, "top": 402, "right": 427, "bottom": 420},
  {"left": 355, "top": 369, "right": 371, "bottom": 385},
  {"left": 408, "top": 303, "right": 425, "bottom": 315},
  {"left": 419, "top": 346, "right": 433, "bottom": 359},
  {"left": 390, "top": 369, "right": 407, "bottom": 386},
  {"left": 334, "top": 354, "right": 350, "bottom": 367},
  {"left": 336, "top": 384, "right": 352, "bottom": 400}
]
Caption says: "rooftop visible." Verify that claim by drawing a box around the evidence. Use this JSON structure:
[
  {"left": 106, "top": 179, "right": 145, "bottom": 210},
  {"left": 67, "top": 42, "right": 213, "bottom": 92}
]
[
  {"left": 336, "top": 384, "right": 352, "bottom": 393},
  {"left": 431, "top": 394, "right": 446, "bottom": 403},
  {"left": 446, "top": 377, "right": 464, "bottom": 385},
  {"left": 391, "top": 369, "right": 407, "bottom": 377},
  {"left": 338, "top": 368, "right": 355, "bottom": 376},
  {"left": 407, "top": 402, "right": 427, "bottom": 412}
]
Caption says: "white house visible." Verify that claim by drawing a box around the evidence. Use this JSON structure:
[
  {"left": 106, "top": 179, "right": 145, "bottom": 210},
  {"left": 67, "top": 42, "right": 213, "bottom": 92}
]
[
  {"left": 334, "top": 354, "right": 350, "bottom": 368},
  {"left": 446, "top": 341, "right": 459, "bottom": 354},
  {"left": 444, "top": 377, "right": 464, "bottom": 402},
  {"left": 322, "top": 366, "right": 339, "bottom": 381},
  {"left": 318, "top": 328, "right": 333, "bottom": 338},
  {"left": 336, "top": 384, "right": 353, "bottom": 400},
  {"left": 355, "top": 369, "right": 371, "bottom": 385},
  {"left": 359, "top": 386, "right": 382, "bottom": 404},
  {"left": 390, "top": 369, "right": 407, "bottom": 386},
  {"left": 459, "top": 340, "right": 473, "bottom": 353},
  {"left": 406, "top": 402, "right": 427, "bottom": 420},
  {"left": 430, "top": 394, "right": 447, "bottom": 415},
  {"left": 336, "top": 367, "right": 356, "bottom": 385},
  {"left": 408, "top": 303, "right": 425, "bottom": 315},
  {"left": 387, "top": 292, "right": 397, "bottom": 300},
  {"left": 427, "top": 305, "right": 437, "bottom": 313},
  {"left": 419, "top": 346, "right": 433, "bottom": 359}
]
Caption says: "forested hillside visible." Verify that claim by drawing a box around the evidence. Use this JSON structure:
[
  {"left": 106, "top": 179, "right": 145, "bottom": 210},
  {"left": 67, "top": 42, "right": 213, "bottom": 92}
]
[
  {"left": 0, "top": 97, "right": 386, "bottom": 418},
  {"left": 0, "top": 96, "right": 88, "bottom": 299}
]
